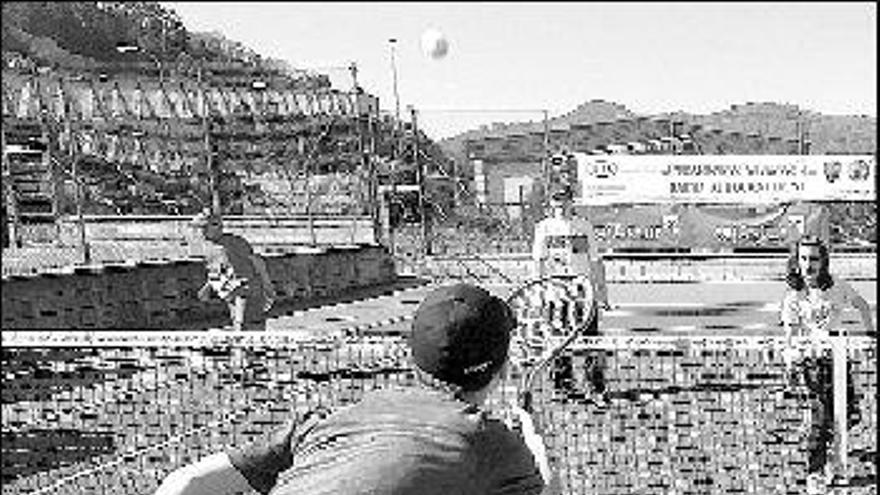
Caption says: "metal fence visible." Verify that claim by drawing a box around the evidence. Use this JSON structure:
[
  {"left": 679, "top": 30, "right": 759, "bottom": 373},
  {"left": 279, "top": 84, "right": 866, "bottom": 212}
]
[{"left": 2, "top": 333, "right": 876, "bottom": 495}]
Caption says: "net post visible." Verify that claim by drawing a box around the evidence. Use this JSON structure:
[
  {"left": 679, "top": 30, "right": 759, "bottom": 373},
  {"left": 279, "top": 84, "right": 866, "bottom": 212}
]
[{"left": 831, "top": 334, "right": 848, "bottom": 479}]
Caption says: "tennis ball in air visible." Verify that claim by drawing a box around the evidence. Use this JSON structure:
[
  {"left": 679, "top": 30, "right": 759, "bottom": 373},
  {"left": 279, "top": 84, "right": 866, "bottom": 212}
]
[{"left": 421, "top": 28, "right": 449, "bottom": 60}]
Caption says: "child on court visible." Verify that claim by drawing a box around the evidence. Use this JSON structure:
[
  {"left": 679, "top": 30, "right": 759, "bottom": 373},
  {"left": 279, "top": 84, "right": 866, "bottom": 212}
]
[
  {"left": 193, "top": 210, "right": 276, "bottom": 331},
  {"left": 779, "top": 236, "right": 874, "bottom": 493}
]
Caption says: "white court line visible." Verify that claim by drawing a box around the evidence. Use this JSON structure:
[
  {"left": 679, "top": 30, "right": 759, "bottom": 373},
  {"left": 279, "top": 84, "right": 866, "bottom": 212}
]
[
  {"left": 602, "top": 310, "right": 634, "bottom": 317},
  {"left": 700, "top": 279, "right": 779, "bottom": 284},
  {"left": 669, "top": 325, "right": 697, "bottom": 332},
  {"left": 758, "top": 303, "right": 781, "bottom": 313},
  {"left": 601, "top": 328, "right": 626, "bottom": 334},
  {"left": 743, "top": 323, "right": 769, "bottom": 331},
  {"left": 615, "top": 302, "right": 707, "bottom": 308}
]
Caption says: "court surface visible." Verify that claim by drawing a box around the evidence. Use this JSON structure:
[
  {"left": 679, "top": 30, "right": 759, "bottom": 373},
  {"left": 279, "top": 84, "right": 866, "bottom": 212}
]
[{"left": 263, "top": 280, "right": 877, "bottom": 337}]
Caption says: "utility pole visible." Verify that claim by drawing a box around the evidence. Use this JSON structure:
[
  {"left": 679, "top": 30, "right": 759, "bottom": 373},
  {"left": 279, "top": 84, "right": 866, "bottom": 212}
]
[
  {"left": 411, "top": 105, "right": 429, "bottom": 257},
  {"left": 798, "top": 119, "right": 810, "bottom": 155},
  {"left": 389, "top": 39, "right": 401, "bottom": 124},
  {"left": 197, "top": 59, "right": 221, "bottom": 216},
  {"left": 350, "top": 62, "right": 381, "bottom": 245},
  {"left": 69, "top": 122, "right": 90, "bottom": 264},
  {"left": 349, "top": 61, "right": 369, "bottom": 242},
  {"left": 205, "top": 112, "right": 220, "bottom": 215},
  {"left": 1, "top": 128, "right": 17, "bottom": 248},
  {"left": 542, "top": 109, "right": 550, "bottom": 213},
  {"left": 388, "top": 39, "right": 402, "bottom": 255}
]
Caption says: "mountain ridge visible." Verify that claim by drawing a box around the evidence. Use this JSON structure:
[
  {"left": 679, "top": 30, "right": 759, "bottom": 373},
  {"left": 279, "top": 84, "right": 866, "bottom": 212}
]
[{"left": 438, "top": 99, "right": 876, "bottom": 160}]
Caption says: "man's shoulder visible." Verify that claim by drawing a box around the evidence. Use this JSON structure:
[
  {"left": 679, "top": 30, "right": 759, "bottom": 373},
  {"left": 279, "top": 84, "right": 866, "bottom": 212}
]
[
  {"left": 354, "top": 386, "right": 456, "bottom": 411},
  {"left": 830, "top": 274, "right": 852, "bottom": 288},
  {"left": 218, "top": 233, "right": 255, "bottom": 252},
  {"left": 474, "top": 414, "right": 545, "bottom": 493},
  {"left": 830, "top": 275, "right": 858, "bottom": 298},
  {"left": 568, "top": 216, "right": 595, "bottom": 232},
  {"left": 220, "top": 232, "right": 250, "bottom": 244}
]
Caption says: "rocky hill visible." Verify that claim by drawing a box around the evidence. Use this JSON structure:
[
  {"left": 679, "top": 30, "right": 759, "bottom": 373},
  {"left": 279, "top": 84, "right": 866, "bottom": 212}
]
[{"left": 439, "top": 100, "right": 876, "bottom": 163}]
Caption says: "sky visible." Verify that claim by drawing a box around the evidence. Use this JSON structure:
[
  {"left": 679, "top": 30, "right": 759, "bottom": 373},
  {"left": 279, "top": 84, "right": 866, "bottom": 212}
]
[{"left": 164, "top": 2, "right": 876, "bottom": 139}]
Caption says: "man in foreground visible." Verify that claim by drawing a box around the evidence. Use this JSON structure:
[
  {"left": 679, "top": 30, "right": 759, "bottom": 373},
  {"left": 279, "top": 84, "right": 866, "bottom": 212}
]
[{"left": 154, "top": 283, "right": 557, "bottom": 495}]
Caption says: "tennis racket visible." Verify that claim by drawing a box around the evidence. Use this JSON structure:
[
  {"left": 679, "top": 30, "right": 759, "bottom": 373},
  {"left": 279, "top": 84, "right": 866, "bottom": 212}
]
[{"left": 505, "top": 274, "right": 598, "bottom": 413}]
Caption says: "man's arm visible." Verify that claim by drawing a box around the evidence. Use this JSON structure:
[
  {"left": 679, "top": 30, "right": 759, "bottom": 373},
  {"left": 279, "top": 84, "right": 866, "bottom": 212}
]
[
  {"left": 779, "top": 291, "right": 799, "bottom": 370},
  {"left": 509, "top": 406, "right": 551, "bottom": 486},
  {"left": 197, "top": 281, "right": 215, "bottom": 302},
  {"left": 837, "top": 278, "right": 874, "bottom": 334},
  {"left": 251, "top": 254, "right": 277, "bottom": 311},
  {"left": 531, "top": 224, "right": 545, "bottom": 279},
  {"left": 154, "top": 452, "right": 254, "bottom": 495},
  {"left": 583, "top": 221, "right": 609, "bottom": 308},
  {"left": 229, "top": 294, "right": 247, "bottom": 331},
  {"left": 849, "top": 292, "right": 875, "bottom": 334},
  {"left": 501, "top": 406, "right": 562, "bottom": 495}
]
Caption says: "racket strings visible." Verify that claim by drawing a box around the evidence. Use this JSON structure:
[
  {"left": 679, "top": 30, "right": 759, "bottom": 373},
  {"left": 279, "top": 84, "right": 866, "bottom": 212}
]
[{"left": 508, "top": 277, "right": 594, "bottom": 363}]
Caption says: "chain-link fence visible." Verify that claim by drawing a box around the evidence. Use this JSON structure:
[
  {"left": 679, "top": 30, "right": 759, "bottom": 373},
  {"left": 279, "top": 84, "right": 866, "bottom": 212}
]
[
  {"left": 385, "top": 107, "right": 876, "bottom": 277},
  {"left": 2, "top": 70, "right": 385, "bottom": 251},
  {"left": 2, "top": 333, "right": 876, "bottom": 494}
]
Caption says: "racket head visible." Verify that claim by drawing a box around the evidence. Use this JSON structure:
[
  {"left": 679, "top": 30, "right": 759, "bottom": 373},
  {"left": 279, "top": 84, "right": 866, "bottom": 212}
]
[{"left": 505, "top": 275, "right": 597, "bottom": 410}]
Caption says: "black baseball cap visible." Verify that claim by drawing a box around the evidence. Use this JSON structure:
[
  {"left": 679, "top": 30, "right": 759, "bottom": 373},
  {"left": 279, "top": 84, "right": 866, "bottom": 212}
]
[{"left": 409, "top": 284, "right": 516, "bottom": 392}]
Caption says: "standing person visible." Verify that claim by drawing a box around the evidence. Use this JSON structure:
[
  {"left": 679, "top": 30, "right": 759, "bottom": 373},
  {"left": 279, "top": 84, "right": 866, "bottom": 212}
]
[
  {"left": 532, "top": 198, "right": 609, "bottom": 404},
  {"left": 193, "top": 210, "right": 276, "bottom": 331},
  {"left": 780, "top": 237, "right": 874, "bottom": 493},
  {"left": 153, "top": 283, "right": 558, "bottom": 495},
  {"left": 531, "top": 200, "right": 609, "bottom": 309}
]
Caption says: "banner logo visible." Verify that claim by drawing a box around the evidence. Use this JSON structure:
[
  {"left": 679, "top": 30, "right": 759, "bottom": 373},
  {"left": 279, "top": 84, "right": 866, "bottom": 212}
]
[
  {"left": 823, "top": 160, "right": 843, "bottom": 183},
  {"left": 849, "top": 159, "right": 870, "bottom": 181}
]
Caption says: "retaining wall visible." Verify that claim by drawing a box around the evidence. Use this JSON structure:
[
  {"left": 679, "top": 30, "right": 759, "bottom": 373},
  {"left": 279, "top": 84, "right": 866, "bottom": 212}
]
[
  {"left": 55, "top": 215, "right": 376, "bottom": 246},
  {"left": 1, "top": 245, "right": 395, "bottom": 330}
]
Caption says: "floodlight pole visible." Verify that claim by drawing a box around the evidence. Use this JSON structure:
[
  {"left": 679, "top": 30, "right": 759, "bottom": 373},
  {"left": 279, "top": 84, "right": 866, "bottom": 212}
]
[
  {"left": 542, "top": 109, "right": 550, "bottom": 213},
  {"left": 389, "top": 39, "right": 401, "bottom": 124},
  {"left": 387, "top": 38, "right": 401, "bottom": 254}
]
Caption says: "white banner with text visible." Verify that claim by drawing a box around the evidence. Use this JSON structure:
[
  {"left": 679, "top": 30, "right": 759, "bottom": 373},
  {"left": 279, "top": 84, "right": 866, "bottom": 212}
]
[{"left": 574, "top": 154, "right": 875, "bottom": 205}]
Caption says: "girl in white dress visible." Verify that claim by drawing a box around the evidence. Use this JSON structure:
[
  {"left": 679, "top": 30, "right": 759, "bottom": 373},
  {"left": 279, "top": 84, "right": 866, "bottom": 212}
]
[{"left": 780, "top": 237, "right": 874, "bottom": 492}]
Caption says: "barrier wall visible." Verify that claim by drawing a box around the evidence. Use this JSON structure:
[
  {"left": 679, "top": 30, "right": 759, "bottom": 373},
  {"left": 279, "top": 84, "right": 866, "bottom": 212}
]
[
  {"left": 55, "top": 215, "right": 375, "bottom": 246},
  {"left": 423, "top": 253, "right": 877, "bottom": 283},
  {"left": 1, "top": 245, "right": 395, "bottom": 330},
  {"left": 4, "top": 216, "right": 376, "bottom": 277}
]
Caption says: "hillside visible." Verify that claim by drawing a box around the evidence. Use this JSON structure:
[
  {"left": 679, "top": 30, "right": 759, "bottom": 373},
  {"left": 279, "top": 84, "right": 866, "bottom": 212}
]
[
  {"left": 439, "top": 100, "right": 877, "bottom": 163},
  {"left": 1, "top": 2, "right": 322, "bottom": 87}
]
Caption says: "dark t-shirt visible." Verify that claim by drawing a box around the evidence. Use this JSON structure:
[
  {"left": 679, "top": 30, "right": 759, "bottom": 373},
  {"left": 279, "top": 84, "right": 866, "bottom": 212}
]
[
  {"left": 206, "top": 233, "right": 266, "bottom": 322},
  {"left": 229, "top": 385, "right": 545, "bottom": 495}
]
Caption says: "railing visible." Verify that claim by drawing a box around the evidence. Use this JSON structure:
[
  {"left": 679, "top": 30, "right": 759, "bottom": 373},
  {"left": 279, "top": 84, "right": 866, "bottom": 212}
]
[
  {"left": 2, "top": 333, "right": 875, "bottom": 495},
  {"left": 3, "top": 75, "right": 379, "bottom": 121}
]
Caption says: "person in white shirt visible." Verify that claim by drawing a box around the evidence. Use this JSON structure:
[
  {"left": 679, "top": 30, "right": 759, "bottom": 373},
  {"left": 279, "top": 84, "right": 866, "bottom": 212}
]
[
  {"left": 531, "top": 201, "right": 609, "bottom": 307},
  {"left": 531, "top": 199, "right": 609, "bottom": 405},
  {"left": 779, "top": 237, "right": 874, "bottom": 492}
]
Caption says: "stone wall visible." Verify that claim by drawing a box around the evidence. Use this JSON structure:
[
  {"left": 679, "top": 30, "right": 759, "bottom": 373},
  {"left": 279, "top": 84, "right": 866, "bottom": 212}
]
[{"left": 1, "top": 245, "right": 395, "bottom": 329}]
